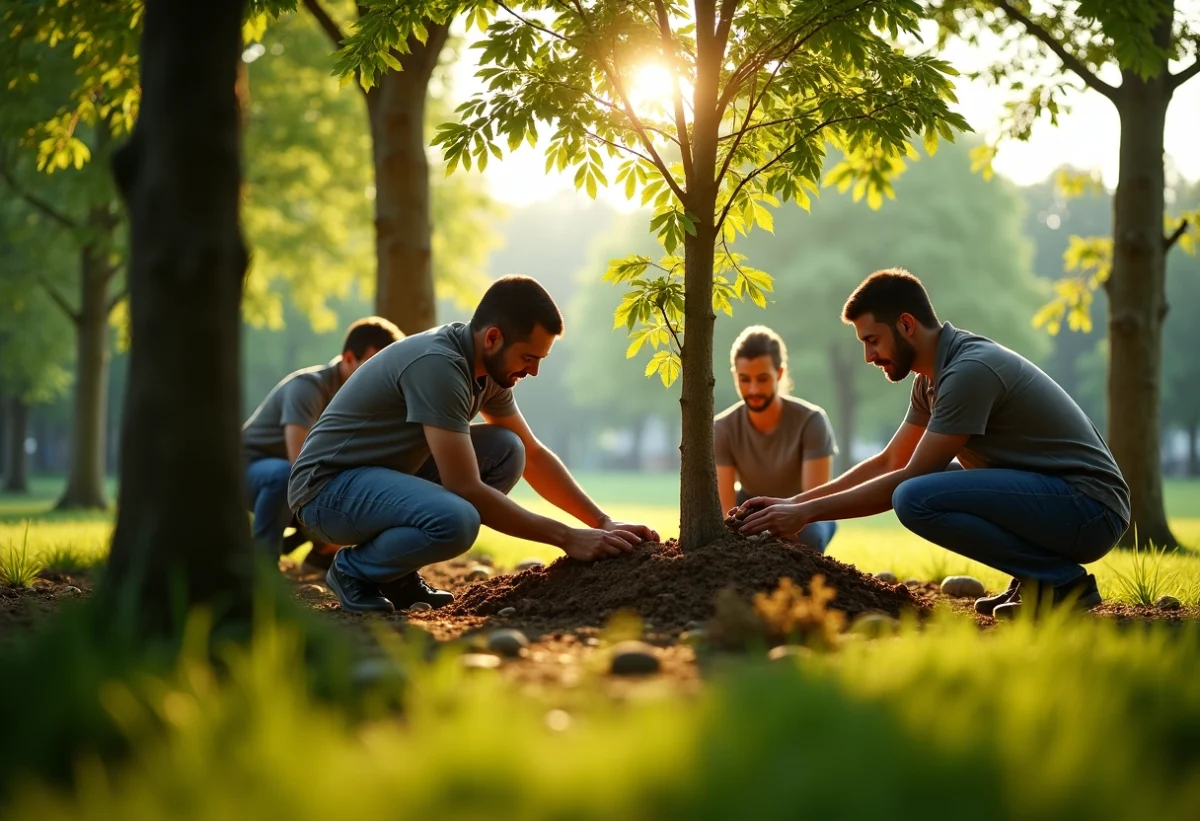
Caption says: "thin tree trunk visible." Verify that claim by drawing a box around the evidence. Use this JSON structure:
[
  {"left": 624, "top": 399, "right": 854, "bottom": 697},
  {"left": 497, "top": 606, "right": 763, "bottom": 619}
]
[
  {"left": 3, "top": 397, "right": 27, "bottom": 494},
  {"left": 104, "top": 0, "right": 252, "bottom": 633},
  {"left": 366, "top": 24, "right": 448, "bottom": 335},
  {"left": 829, "top": 342, "right": 856, "bottom": 476},
  {"left": 1106, "top": 53, "right": 1175, "bottom": 548},
  {"left": 0, "top": 390, "right": 7, "bottom": 487},
  {"left": 56, "top": 221, "right": 113, "bottom": 511}
]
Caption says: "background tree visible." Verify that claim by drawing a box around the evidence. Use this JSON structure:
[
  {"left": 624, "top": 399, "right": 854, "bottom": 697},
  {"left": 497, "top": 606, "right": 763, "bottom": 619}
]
[
  {"left": 0, "top": 206, "right": 74, "bottom": 493},
  {"left": 930, "top": 0, "right": 1200, "bottom": 547},
  {"left": 104, "top": 0, "right": 254, "bottom": 631},
  {"left": 346, "top": 0, "right": 968, "bottom": 546},
  {"left": 0, "top": 2, "right": 138, "bottom": 510},
  {"left": 1163, "top": 178, "right": 1200, "bottom": 476}
]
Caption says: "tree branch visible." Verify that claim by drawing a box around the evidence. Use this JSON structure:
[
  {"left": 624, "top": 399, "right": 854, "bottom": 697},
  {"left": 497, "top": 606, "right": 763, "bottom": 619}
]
[
  {"left": 498, "top": 0, "right": 570, "bottom": 43},
  {"left": 584, "top": 131, "right": 654, "bottom": 164},
  {"left": 714, "top": 0, "right": 737, "bottom": 53},
  {"left": 0, "top": 162, "right": 79, "bottom": 232},
  {"left": 39, "top": 275, "right": 80, "bottom": 325},
  {"left": 107, "top": 276, "right": 129, "bottom": 315},
  {"left": 653, "top": 0, "right": 693, "bottom": 183},
  {"left": 1165, "top": 218, "right": 1190, "bottom": 252},
  {"left": 990, "top": 0, "right": 1118, "bottom": 101},
  {"left": 658, "top": 302, "right": 684, "bottom": 354},
  {"left": 303, "top": 0, "right": 369, "bottom": 99},
  {"left": 1171, "top": 57, "right": 1200, "bottom": 91}
]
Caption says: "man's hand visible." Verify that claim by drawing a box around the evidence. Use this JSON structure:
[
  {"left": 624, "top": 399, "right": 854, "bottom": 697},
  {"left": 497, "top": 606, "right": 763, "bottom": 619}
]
[
  {"left": 562, "top": 526, "right": 642, "bottom": 562},
  {"left": 739, "top": 502, "right": 812, "bottom": 538},
  {"left": 732, "top": 496, "right": 789, "bottom": 520},
  {"left": 599, "top": 517, "right": 659, "bottom": 543}
]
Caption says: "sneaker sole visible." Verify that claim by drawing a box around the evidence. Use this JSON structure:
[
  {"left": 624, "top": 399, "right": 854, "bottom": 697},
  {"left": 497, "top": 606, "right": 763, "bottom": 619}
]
[{"left": 325, "top": 567, "right": 395, "bottom": 614}]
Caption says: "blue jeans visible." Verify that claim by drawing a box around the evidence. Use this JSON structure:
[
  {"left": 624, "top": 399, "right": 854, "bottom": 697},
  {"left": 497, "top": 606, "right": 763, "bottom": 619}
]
[
  {"left": 736, "top": 488, "right": 838, "bottom": 553},
  {"left": 892, "top": 469, "right": 1127, "bottom": 587},
  {"left": 245, "top": 457, "right": 294, "bottom": 558},
  {"left": 296, "top": 425, "right": 526, "bottom": 584}
]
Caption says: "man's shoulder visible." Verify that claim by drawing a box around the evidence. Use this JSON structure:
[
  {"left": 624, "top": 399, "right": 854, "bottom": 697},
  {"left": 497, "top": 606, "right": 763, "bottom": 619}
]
[
  {"left": 385, "top": 324, "right": 470, "bottom": 369},
  {"left": 781, "top": 395, "right": 828, "bottom": 420},
  {"left": 713, "top": 402, "right": 745, "bottom": 428}
]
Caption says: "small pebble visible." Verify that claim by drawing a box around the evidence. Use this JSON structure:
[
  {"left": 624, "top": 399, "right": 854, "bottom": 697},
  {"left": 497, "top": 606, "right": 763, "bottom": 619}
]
[
  {"left": 515, "top": 558, "right": 545, "bottom": 572},
  {"left": 903, "top": 579, "right": 921, "bottom": 589},
  {"left": 460, "top": 653, "right": 501, "bottom": 671},
  {"left": 1156, "top": 595, "right": 1182, "bottom": 611},
  {"left": 487, "top": 628, "right": 529, "bottom": 657},
  {"left": 63, "top": 586, "right": 83, "bottom": 596},
  {"left": 469, "top": 553, "right": 495, "bottom": 567},
  {"left": 351, "top": 657, "right": 404, "bottom": 686},
  {"left": 298, "top": 584, "right": 327, "bottom": 598},
  {"left": 497, "top": 606, "right": 517, "bottom": 617},
  {"left": 874, "top": 571, "right": 898, "bottom": 584},
  {"left": 407, "top": 602, "right": 433, "bottom": 613},
  {"left": 940, "top": 575, "right": 986, "bottom": 598},
  {"left": 768, "top": 644, "right": 812, "bottom": 662},
  {"left": 609, "top": 640, "right": 661, "bottom": 676},
  {"left": 849, "top": 612, "right": 900, "bottom": 639},
  {"left": 465, "top": 565, "right": 492, "bottom": 582}
]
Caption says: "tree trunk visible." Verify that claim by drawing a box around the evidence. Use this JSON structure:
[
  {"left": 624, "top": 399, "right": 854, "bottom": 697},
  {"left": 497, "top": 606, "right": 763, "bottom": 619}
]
[
  {"left": 104, "top": 0, "right": 253, "bottom": 633},
  {"left": 1105, "top": 56, "right": 1175, "bottom": 548},
  {"left": 829, "top": 342, "right": 856, "bottom": 476},
  {"left": 366, "top": 24, "right": 449, "bottom": 335},
  {"left": 56, "top": 222, "right": 114, "bottom": 511},
  {"left": 3, "top": 397, "right": 28, "bottom": 494}
]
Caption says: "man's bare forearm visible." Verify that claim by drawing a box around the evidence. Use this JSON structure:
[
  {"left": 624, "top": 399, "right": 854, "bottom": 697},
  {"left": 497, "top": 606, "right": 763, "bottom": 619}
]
[
  {"left": 791, "top": 453, "right": 889, "bottom": 503},
  {"left": 457, "top": 482, "right": 572, "bottom": 547},
  {"left": 522, "top": 446, "right": 609, "bottom": 527}
]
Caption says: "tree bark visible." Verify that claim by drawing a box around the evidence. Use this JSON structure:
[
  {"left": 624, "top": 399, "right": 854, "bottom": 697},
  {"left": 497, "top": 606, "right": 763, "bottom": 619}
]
[
  {"left": 3, "top": 397, "right": 28, "bottom": 494},
  {"left": 104, "top": 0, "right": 253, "bottom": 633},
  {"left": 366, "top": 24, "right": 448, "bottom": 335},
  {"left": 1105, "top": 39, "right": 1176, "bottom": 548},
  {"left": 56, "top": 214, "right": 115, "bottom": 511},
  {"left": 829, "top": 343, "right": 856, "bottom": 476}
]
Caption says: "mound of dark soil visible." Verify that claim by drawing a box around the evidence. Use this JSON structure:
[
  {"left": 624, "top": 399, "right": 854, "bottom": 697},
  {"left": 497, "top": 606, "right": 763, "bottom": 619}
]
[{"left": 444, "top": 535, "right": 926, "bottom": 631}]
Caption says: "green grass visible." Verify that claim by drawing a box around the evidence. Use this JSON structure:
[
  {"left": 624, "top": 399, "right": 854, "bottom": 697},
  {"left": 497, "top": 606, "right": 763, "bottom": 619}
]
[
  {"left": 5, "top": 473, "right": 1200, "bottom": 605},
  {"left": 2, "top": 609, "right": 1199, "bottom": 819}
]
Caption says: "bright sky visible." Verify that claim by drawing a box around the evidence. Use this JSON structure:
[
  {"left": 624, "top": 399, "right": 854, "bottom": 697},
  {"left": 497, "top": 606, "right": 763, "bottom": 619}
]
[{"left": 443, "top": 14, "right": 1200, "bottom": 212}]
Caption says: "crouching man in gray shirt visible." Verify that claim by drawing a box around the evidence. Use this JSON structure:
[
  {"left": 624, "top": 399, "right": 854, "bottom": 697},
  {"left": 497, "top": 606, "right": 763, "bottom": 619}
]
[
  {"left": 715, "top": 325, "right": 838, "bottom": 553},
  {"left": 242, "top": 316, "right": 402, "bottom": 563},
  {"left": 287, "top": 276, "right": 659, "bottom": 614},
  {"left": 737, "top": 269, "right": 1129, "bottom": 620}
]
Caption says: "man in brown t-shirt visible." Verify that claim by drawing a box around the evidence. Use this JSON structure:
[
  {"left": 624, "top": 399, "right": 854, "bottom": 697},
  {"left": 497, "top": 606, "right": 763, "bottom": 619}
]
[
  {"left": 736, "top": 269, "right": 1129, "bottom": 619},
  {"left": 715, "top": 325, "right": 838, "bottom": 552}
]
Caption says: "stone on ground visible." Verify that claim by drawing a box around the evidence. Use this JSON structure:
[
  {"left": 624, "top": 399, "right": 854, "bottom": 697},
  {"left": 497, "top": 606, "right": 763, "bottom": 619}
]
[
  {"left": 298, "top": 584, "right": 327, "bottom": 598},
  {"left": 487, "top": 628, "right": 529, "bottom": 657},
  {"left": 609, "top": 640, "right": 661, "bottom": 676},
  {"left": 497, "top": 606, "right": 517, "bottom": 617},
  {"left": 849, "top": 612, "right": 900, "bottom": 638},
  {"left": 903, "top": 579, "right": 921, "bottom": 589},
  {"left": 460, "top": 653, "right": 502, "bottom": 670},
  {"left": 874, "top": 571, "right": 898, "bottom": 584},
  {"left": 466, "top": 565, "right": 492, "bottom": 582},
  {"left": 515, "top": 558, "right": 545, "bottom": 572},
  {"left": 1156, "top": 595, "right": 1182, "bottom": 611},
  {"left": 940, "top": 575, "right": 986, "bottom": 598},
  {"left": 768, "top": 644, "right": 812, "bottom": 662}
]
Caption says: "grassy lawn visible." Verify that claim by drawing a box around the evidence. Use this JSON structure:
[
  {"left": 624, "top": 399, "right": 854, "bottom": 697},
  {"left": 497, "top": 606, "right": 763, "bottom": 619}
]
[{"left": 4, "top": 472, "right": 1200, "bottom": 604}]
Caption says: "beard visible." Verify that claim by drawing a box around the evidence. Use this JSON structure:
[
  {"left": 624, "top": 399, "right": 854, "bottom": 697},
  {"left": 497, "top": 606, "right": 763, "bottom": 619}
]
[
  {"left": 876, "top": 331, "right": 917, "bottom": 383},
  {"left": 483, "top": 347, "right": 521, "bottom": 388},
  {"left": 742, "top": 390, "right": 776, "bottom": 413}
]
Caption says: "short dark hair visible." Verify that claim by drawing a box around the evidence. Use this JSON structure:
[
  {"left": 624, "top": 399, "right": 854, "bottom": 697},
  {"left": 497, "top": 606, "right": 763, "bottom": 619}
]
[
  {"left": 841, "top": 268, "right": 939, "bottom": 328},
  {"left": 470, "top": 275, "right": 564, "bottom": 342},
  {"left": 342, "top": 316, "right": 403, "bottom": 358},
  {"left": 731, "top": 325, "right": 792, "bottom": 394}
]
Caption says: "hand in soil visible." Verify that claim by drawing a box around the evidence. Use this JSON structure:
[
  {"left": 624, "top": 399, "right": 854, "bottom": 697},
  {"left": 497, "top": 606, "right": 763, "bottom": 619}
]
[
  {"left": 599, "top": 518, "right": 659, "bottom": 543},
  {"left": 562, "top": 526, "right": 641, "bottom": 562},
  {"left": 738, "top": 501, "right": 811, "bottom": 539}
]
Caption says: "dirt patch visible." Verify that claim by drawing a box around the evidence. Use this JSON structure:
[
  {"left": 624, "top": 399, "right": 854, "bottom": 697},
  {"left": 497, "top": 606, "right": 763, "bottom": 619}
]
[
  {"left": 0, "top": 574, "right": 92, "bottom": 645},
  {"left": 431, "top": 535, "right": 926, "bottom": 633}
]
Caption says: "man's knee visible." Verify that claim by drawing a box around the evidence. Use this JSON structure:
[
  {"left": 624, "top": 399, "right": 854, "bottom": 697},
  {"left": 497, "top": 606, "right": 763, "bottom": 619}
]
[
  {"left": 429, "top": 495, "right": 482, "bottom": 553},
  {"left": 892, "top": 478, "right": 929, "bottom": 528},
  {"left": 474, "top": 425, "right": 526, "bottom": 493}
]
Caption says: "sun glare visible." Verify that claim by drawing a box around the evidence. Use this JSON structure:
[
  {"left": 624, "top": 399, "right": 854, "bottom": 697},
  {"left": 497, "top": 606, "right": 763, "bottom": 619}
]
[{"left": 630, "top": 64, "right": 679, "bottom": 113}]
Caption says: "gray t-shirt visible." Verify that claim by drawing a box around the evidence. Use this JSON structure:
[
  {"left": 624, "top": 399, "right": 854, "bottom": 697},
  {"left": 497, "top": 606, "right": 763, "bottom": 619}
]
[
  {"left": 714, "top": 396, "right": 838, "bottom": 498},
  {"left": 905, "top": 322, "right": 1130, "bottom": 522},
  {"left": 287, "top": 322, "right": 517, "bottom": 510},
  {"left": 242, "top": 358, "right": 345, "bottom": 462}
]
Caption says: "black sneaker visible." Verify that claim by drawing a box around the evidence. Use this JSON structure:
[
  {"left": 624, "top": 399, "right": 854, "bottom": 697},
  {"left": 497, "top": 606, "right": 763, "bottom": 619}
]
[
  {"left": 993, "top": 573, "right": 1102, "bottom": 621},
  {"left": 378, "top": 572, "right": 454, "bottom": 610},
  {"left": 325, "top": 562, "right": 395, "bottom": 614},
  {"left": 974, "top": 578, "right": 1021, "bottom": 616}
]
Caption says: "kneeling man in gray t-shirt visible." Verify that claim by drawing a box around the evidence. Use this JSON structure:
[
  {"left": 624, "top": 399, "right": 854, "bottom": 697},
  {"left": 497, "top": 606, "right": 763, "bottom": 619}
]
[
  {"left": 715, "top": 325, "right": 839, "bottom": 553},
  {"left": 736, "top": 269, "right": 1129, "bottom": 620},
  {"left": 287, "top": 276, "right": 659, "bottom": 614}
]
